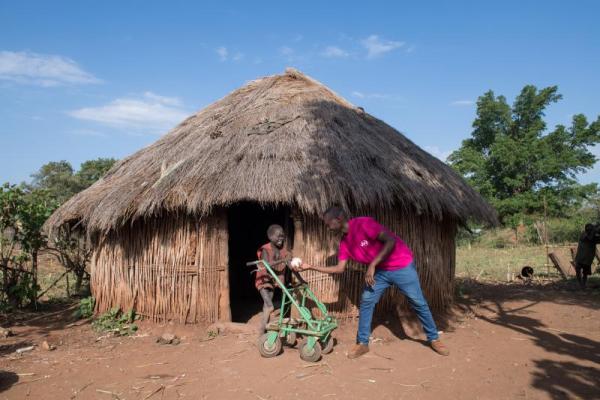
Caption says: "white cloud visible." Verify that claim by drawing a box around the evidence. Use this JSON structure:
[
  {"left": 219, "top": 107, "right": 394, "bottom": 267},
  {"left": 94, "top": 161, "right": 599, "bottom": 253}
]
[
  {"left": 321, "top": 46, "right": 349, "bottom": 58},
  {"left": 351, "top": 91, "right": 398, "bottom": 100},
  {"left": 450, "top": 100, "right": 474, "bottom": 106},
  {"left": 360, "top": 35, "right": 405, "bottom": 59},
  {"left": 143, "top": 91, "right": 182, "bottom": 106},
  {"left": 424, "top": 146, "right": 453, "bottom": 162},
  {"left": 69, "top": 92, "right": 188, "bottom": 132},
  {"left": 70, "top": 129, "right": 108, "bottom": 138},
  {"left": 216, "top": 46, "right": 228, "bottom": 61},
  {"left": 216, "top": 47, "right": 245, "bottom": 62},
  {"left": 279, "top": 46, "right": 302, "bottom": 63},
  {"left": 0, "top": 50, "right": 101, "bottom": 86},
  {"left": 279, "top": 46, "right": 294, "bottom": 56}
]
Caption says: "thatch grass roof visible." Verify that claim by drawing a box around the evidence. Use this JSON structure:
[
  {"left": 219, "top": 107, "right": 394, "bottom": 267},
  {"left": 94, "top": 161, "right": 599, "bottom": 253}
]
[{"left": 46, "top": 68, "right": 497, "bottom": 233}]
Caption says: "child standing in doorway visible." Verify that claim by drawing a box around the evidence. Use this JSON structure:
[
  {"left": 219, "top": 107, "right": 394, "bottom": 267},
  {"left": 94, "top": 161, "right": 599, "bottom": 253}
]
[{"left": 255, "top": 224, "right": 289, "bottom": 333}]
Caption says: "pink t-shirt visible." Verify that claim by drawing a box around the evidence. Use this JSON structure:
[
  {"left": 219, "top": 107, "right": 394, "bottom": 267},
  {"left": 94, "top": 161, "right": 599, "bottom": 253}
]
[{"left": 338, "top": 217, "right": 413, "bottom": 270}]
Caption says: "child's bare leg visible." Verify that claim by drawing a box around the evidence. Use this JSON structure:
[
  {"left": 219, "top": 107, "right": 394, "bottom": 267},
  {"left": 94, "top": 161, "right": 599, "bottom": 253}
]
[
  {"left": 576, "top": 268, "right": 583, "bottom": 288},
  {"left": 259, "top": 288, "right": 274, "bottom": 333}
]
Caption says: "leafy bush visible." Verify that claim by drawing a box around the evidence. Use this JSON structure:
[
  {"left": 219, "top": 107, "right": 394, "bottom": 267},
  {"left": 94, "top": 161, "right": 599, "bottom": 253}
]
[
  {"left": 526, "top": 217, "right": 597, "bottom": 245},
  {"left": 92, "top": 308, "right": 138, "bottom": 336},
  {"left": 473, "top": 229, "right": 515, "bottom": 248},
  {"left": 1, "top": 184, "right": 56, "bottom": 307},
  {"left": 547, "top": 219, "right": 586, "bottom": 244},
  {"left": 460, "top": 216, "right": 597, "bottom": 249},
  {"left": 74, "top": 296, "right": 95, "bottom": 319},
  {"left": 7, "top": 274, "right": 40, "bottom": 308},
  {"left": 456, "top": 225, "right": 483, "bottom": 247}
]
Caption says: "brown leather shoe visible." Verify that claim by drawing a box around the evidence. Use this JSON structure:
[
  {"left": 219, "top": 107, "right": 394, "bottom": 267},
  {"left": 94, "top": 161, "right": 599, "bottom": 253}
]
[
  {"left": 430, "top": 339, "right": 449, "bottom": 356},
  {"left": 347, "top": 343, "right": 369, "bottom": 359}
]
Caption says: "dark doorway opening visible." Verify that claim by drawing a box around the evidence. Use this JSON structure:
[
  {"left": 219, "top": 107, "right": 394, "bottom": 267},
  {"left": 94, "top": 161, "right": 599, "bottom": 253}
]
[{"left": 227, "top": 202, "right": 293, "bottom": 323}]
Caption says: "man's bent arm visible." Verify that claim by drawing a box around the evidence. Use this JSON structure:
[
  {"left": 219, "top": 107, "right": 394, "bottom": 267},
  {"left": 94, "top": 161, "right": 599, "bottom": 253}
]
[{"left": 368, "top": 231, "right": 396, "bottom": 268}]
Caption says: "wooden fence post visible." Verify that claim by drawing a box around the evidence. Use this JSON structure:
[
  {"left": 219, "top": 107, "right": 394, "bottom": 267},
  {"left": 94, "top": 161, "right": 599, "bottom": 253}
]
[{"left": 217, "top": 209, "right": 231, "bottom": 322}]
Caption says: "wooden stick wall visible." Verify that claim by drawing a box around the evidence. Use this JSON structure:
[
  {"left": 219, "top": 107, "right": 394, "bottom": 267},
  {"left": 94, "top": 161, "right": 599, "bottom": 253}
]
[{"left": 90, "top": 206, "right": 456, "bottom": 323}]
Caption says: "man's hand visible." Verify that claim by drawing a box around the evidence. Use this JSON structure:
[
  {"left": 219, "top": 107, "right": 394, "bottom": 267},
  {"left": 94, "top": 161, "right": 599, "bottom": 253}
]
[
  {"left": 365, "top": 265, "right": 376, "bottom": 287},
  {"left": 299, "top": 260, "right": 347, "bottom": 275},
  {"left": 298, "top": 263, "right": 312, "bottom": 272}
]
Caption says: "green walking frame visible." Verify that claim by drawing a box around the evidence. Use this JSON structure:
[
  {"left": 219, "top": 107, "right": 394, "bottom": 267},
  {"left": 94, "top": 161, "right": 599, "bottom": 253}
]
[{"left": 246, "top": 258, "right": 338, "bottom": 362}]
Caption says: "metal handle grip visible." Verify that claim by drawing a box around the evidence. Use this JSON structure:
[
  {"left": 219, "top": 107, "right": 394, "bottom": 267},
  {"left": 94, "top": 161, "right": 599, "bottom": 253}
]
[{"left": 245, "top": 258, "right": 289, "bottom": 267}]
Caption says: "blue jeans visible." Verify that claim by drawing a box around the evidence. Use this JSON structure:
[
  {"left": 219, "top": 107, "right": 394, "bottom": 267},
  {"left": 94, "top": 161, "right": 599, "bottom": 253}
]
[{"left": 357, "top": 262, "right": 439, "bottom": 344}]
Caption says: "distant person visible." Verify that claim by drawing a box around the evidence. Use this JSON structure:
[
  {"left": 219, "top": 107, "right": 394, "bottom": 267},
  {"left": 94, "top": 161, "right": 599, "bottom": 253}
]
[
  {"left": 255, "top": 224, "right": 289, "bottom": 333},
  {"left": 298, "top": 207, "right": 449, "bottom": 358},
  {"left": 574, "top": 223, "right": 600, "bottom": 289}
]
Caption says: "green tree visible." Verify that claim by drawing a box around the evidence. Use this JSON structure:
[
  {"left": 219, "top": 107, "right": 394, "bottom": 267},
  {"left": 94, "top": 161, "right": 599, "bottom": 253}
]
[
  {"left": 0, "top": 184, "right": 56, "bottom": 308},
  {"left": 19, "top": 190, "right": 57, "bottom": 305},
  {"left": 25, "top": 158, "right": 115, "bottom": 298},
  {"left": 29, "top": 158, "right": 116, "bottom": 204},
  {"left": 30, "top": 160, "right": 79, "bottom": 204},
  {"left": 449, "top": 85, "right": 600, "bottom": 225},
  {"left": 46, "top": 226, "right": 92, "bottom": 295},
  {"left": 0, "top": 184, "right": 25, "bottom": 306},
  {"left": 76, "top": 158, "right": 116, "bottom": 188},
  {"left": 0, "top": 158, "right": 117, "bottom": 307}
]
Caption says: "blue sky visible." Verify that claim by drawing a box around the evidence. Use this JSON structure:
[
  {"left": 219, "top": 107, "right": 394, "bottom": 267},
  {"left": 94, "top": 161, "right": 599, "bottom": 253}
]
[{"left": 1, "top": 1, "right": 599, "bottom": 185}]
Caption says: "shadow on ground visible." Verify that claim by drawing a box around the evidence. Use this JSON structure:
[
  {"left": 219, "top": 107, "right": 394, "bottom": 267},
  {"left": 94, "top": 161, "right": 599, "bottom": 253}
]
[
  {"left": 0, "top": 371, "right": 19, "bottom": 392},
  {"left": 456, "top": 279, "right": 600, "bottom": 399}
]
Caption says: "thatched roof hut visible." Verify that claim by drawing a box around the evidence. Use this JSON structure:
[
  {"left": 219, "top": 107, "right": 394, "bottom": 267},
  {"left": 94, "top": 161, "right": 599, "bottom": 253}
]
[{"left": 47, "top": 68, "right": 496, "bottom": 323}]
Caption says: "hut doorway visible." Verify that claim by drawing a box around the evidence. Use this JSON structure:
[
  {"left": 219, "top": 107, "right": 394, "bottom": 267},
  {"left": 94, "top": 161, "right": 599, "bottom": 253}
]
[{"left": 227, "top": 202, "right": 293, "bottom": 323}]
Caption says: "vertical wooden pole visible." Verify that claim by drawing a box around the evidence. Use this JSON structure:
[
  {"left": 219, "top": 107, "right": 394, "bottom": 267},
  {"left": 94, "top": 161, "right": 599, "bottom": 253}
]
[
  {"left": 290, "top": 208, "right": 305, "bottom": 321},
  {"left": 544, "top": 196, "right": 550, "bottom": 276},
  {"left": 291, "top": 208, "right": 305, "bottom": 257},
  {"left": 218, "top": 209, "right": 231, "bottom": 322}
]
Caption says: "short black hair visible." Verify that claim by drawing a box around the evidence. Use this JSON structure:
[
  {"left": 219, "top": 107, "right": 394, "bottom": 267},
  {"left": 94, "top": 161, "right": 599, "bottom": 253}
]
[
  {"left": 585, "top": 223, "right": 594, "bottom": 231},
  {"left": 322, "top": 206, "right": 346, "bottom": 220},
  {"left": 267, "top": 224, "right": 284, "bottom": 238}
]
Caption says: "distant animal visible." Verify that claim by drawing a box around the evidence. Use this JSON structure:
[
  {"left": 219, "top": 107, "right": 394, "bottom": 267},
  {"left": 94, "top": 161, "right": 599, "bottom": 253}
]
[{"left": 517, "top": 266, "right": 534, "bottom": 283}]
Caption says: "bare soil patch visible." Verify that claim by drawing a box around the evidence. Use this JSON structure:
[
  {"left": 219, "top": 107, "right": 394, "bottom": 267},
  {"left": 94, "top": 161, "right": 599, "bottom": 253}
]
[{"left": 1, "top": 281, "right": 598, "bottom": 399}]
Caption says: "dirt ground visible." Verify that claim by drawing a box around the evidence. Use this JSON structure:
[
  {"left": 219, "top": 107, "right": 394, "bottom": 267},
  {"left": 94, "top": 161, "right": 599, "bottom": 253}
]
[{"left": 1, "top": 281, "right": 599, "bottom": 400}]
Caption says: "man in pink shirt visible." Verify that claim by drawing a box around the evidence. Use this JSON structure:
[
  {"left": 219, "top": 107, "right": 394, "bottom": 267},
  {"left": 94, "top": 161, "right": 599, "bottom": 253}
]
[{"left": 300, "top": 206, "right": 449, "bottom": 359}]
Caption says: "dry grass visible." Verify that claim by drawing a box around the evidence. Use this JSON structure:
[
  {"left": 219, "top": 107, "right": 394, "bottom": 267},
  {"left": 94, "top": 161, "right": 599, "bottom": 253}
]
[
  {"left": 32, "top": 252, "right": 87, "bottom": 303},
  {"left": 46, "top": 68, "right": 496, "bottom": 234},
  {"left": 456, "top": 245, "right": 569, "bottom": 281},
  {"left": 37, "top": 270, "right": 80, "bottom": 301}
]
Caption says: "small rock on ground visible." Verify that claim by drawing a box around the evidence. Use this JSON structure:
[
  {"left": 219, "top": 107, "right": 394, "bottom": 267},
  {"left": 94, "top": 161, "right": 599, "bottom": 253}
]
[{"left": 156, "top": 333, "right": 180, "bottom": 345}]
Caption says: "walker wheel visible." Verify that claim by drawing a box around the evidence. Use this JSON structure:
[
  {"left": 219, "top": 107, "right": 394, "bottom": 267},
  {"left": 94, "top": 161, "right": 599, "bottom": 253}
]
[
  {"left": 283, "top": 331, "right": 297, "bottom": 347},
  {"left": 258, "top": 333, "right": 282, "bottom": 358},
  {"left": 299, "top": 340, "right": 322, "bottom": 362},
  {"left": 321, "top": 336, "right": 334, "bottom": 354}
]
